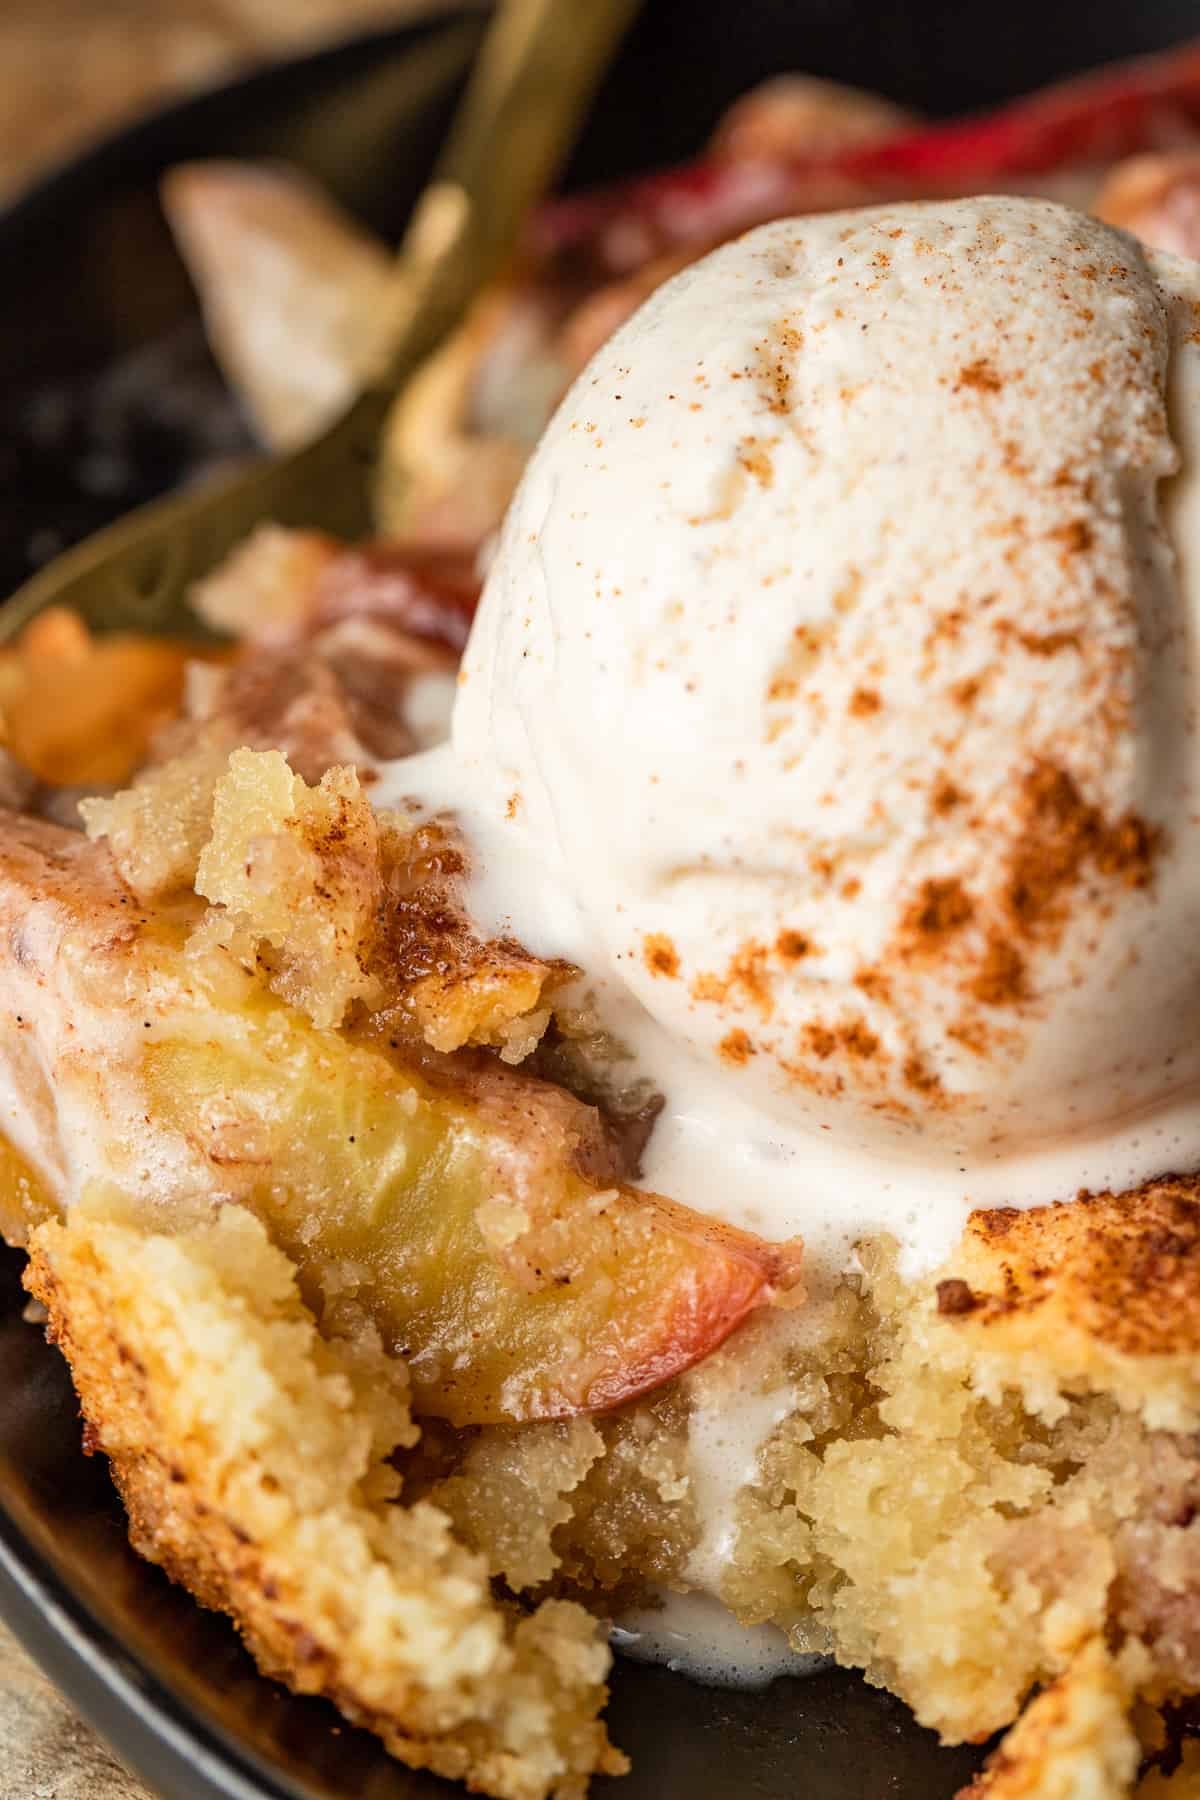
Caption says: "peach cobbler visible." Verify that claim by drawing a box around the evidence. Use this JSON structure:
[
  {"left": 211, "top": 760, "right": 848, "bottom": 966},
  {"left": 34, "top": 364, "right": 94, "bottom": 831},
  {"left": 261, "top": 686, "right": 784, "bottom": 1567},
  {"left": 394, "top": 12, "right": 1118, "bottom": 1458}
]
[{"left": 11, "top": 56, "right": 1200, "bottom": 1800}]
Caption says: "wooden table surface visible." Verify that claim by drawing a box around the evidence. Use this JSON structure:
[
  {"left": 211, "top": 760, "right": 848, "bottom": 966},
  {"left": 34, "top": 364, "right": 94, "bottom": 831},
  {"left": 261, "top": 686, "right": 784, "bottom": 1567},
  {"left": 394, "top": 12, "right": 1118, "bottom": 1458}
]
[
  {"left": 0, "top": 0, "right": 426, "bottom": 201},
  {"left": 0, "top": 7, "right": 426, "bottom": 1789},
  {"left": 0, "top": 1627, "right": 152, "bottom": 1800}
]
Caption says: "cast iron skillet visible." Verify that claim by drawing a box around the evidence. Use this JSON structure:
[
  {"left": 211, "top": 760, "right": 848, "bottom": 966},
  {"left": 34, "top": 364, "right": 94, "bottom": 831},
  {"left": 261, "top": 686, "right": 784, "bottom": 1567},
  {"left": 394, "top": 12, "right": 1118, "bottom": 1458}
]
[{"left": 0, "top": 3, "right": 1197, "bottom": 1795}]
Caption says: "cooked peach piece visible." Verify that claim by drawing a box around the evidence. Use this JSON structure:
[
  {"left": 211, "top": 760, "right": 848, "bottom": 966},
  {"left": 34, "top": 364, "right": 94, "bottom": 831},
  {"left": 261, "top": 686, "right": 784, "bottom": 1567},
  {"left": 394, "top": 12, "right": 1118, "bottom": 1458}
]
[
  {"left": 0, "top": 812, "right": 802, "bottom": 1426},
  {"left": 1093, "top": 152, "right": 1200, "bottom": 258},
  {"left": 709, "top": 74, "right": 917, "bottom": 163},
  {"left": 0, "top": 608, "right": 205, "bottom": 786},
  {"left": 162, "top": 161, "right": 393, "bottom": 449},
  {"left": 147, "top": 1011, "right": 802, "bottom": 1424}
]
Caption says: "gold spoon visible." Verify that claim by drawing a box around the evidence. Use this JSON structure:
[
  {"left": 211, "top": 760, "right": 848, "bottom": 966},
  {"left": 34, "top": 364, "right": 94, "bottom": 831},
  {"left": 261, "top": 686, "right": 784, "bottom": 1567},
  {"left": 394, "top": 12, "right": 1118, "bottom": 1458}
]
[{"left": 1, "top": 0, "right": 637, "bottom": 641}]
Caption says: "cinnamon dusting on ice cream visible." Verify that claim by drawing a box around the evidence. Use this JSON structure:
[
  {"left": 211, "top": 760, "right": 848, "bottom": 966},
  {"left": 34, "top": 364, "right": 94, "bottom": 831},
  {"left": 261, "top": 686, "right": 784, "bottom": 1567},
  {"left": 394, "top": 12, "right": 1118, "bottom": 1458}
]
[{"left": 456, "top": 193, "right": 1200, "bottom": 1191}]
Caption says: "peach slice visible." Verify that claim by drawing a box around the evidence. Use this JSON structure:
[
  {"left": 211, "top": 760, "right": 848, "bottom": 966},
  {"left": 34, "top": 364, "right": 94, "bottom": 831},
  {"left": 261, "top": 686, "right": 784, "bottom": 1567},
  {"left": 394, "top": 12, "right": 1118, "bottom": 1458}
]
[
  {"left": 1092, "top": 151, "right": 1200, "bottom": 259},
  {"left": 142, "top": 1002, "right": 803, "bottom": 1426},
  {"left": 0, "top": 813, "right": 802, "bottom": 1426}
]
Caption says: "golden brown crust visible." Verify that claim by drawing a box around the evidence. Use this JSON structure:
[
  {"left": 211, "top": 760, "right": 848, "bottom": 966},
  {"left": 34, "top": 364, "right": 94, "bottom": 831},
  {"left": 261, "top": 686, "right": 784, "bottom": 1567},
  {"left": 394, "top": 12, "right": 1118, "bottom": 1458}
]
[
  {"left": 933, "top": 1178, "right": 1200, "bottom": 1429},
  {"left": 954, "top": 1182, "right": 1200, "bottom": 1358},
  {"left": 954, "top": 1642, "right": 1140, "bottom": 1800},
  {"left": 79, "top": 741, "right": 566, "bottom": 1057},
  {"left": 25, "top": 1198, "right": 624, "bottom": 1800}
]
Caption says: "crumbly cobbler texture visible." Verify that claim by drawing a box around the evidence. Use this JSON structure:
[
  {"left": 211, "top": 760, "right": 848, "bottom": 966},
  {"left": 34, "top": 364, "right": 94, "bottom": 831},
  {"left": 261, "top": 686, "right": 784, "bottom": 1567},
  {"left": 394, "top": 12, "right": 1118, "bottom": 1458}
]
[
  {"left": 0, "top": 491, "right": 1197, "bottom": 1798},
  {"left": 403, "top": 1203, "right": 1200, "bottom": 1758},
  {"left": 23, "top": 1162, "right": 1200, "bottom": 1798},
  {"left": 25, "top": 1194, "right": 623, "bottom": 1800}
]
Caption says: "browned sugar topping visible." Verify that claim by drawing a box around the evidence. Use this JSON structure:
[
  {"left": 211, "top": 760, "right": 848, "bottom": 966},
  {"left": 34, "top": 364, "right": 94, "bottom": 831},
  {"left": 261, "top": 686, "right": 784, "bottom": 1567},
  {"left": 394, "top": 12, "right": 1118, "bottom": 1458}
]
[
  {"left": 942, "top": 1177, "right": 1200, "bottom": 1360},
  {"left": 935, "top": 1277, "right": 980, "bottom": 1315}
]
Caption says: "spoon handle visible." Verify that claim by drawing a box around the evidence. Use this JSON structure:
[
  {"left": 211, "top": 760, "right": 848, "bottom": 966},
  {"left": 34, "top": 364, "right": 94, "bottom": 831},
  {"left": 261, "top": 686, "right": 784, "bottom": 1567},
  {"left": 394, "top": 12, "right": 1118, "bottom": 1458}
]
[
  {"left": 366, "top": 0, "right": 640, "bottom": 402},
  {"left": 348, "top": 0, "right": 639, "bottom": 533}
]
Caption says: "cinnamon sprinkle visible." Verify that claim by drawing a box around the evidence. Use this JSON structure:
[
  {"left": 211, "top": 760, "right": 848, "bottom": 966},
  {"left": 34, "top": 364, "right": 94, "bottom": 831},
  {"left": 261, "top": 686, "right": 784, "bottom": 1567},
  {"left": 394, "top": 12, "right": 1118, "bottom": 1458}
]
[
  {"left": 901, "top": 876, "right": 975, "bottom": 950},
  {"left": 970, "top": 933, "right": 1029, "bottom": 1007},
  {"left": 719, "top": 1028, "right": 755, "bottom": 1065},
  {"left": 854, "top": 966, "right": 892, "bottom": 1001},
  {"left": 885, "top": 762, "right": 1159, "bottom": 1019},
  {"left": 1016, "top": 628, "right": 1081, "bottom": 657},
  {"left": 801, "top": 1018, "right": 881, "bottom": 1062},
  {"left": 955, "top": 358, "right": 1003, "bottom": 393},
  {"left": 848, "top": 686, "right": 882, "bottom": 717},
  {"left": 737, "top": 436, "right": 776, "bottom": 488},
  {"left": 643, "top": 933, "right": 680, "bottom": 979},
  {"left": 692, "top": 939, "right": 773, "bottom": 1016},
  {"left": 1003, "top": 762, "right": 1158, "bottom": 941},
  {"left": 903, "top": 1052, "right": 944, "bottom": 1098},
  {"left": 841, "top": 1019, "right": 881, "bottom": 1059},
  {"left": 931, "top": 779, "right": 965, "bottom": 815},
  {"left": 1050, "top": 517, "right": 1094, "bottom": 558}
]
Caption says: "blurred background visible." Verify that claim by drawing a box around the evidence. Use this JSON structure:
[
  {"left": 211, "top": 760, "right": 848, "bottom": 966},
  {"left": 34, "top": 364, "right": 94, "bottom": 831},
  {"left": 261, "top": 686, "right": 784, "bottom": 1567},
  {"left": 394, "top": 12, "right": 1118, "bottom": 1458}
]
[
  {"left": 5, "top": 0, "right": 1200, "bottom": 692},
  {"left": 9, "top": 0, "right": 1200, "bottom": 205},
  {"left": 0, "top": 0, "right": 429, "bottom": 201}
]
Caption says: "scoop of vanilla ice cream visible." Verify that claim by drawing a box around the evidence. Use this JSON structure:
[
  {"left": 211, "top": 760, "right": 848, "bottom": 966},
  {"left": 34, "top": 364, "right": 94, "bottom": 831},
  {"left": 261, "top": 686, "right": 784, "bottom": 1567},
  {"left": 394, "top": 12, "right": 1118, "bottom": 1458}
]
[{"left": 455, "top": 197, "right": 1200, "bottom": 1157}]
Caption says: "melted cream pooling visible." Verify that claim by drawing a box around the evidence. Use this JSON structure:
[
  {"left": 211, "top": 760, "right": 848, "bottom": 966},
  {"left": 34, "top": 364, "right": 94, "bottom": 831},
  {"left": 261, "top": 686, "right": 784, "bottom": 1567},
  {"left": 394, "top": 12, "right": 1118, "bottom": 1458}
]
[
  {"left": 612, "top": 1591, "right": 830, "bottom": 1688},
  {"left": 373, "top": 740, "right": 1200, "bottom": 1282}
]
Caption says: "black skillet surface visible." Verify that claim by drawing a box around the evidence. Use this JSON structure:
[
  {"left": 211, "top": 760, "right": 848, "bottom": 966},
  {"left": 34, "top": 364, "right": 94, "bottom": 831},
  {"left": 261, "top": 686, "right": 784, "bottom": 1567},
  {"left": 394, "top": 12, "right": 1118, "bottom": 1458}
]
[{"left": 1, "top": 3, "right": 1198, "bottom": 1795}]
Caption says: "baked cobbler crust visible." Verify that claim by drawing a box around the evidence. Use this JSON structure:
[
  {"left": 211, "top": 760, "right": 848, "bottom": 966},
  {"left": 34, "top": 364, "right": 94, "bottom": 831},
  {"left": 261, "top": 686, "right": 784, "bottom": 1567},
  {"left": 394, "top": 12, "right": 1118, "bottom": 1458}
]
[
  {"left": 935, "top": 1186, "right": 1200, "bottom": 1429},
  {"left": 25, "top": 1196, "right": 624, "bottom": 1800}
]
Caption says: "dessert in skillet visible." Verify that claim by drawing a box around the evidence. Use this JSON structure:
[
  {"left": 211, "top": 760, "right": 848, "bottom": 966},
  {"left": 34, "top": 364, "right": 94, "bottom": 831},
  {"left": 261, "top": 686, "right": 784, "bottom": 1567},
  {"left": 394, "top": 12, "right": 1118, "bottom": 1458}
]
[{"left": 7, "top": 61, "right": 1200, "bottom": 1800}]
